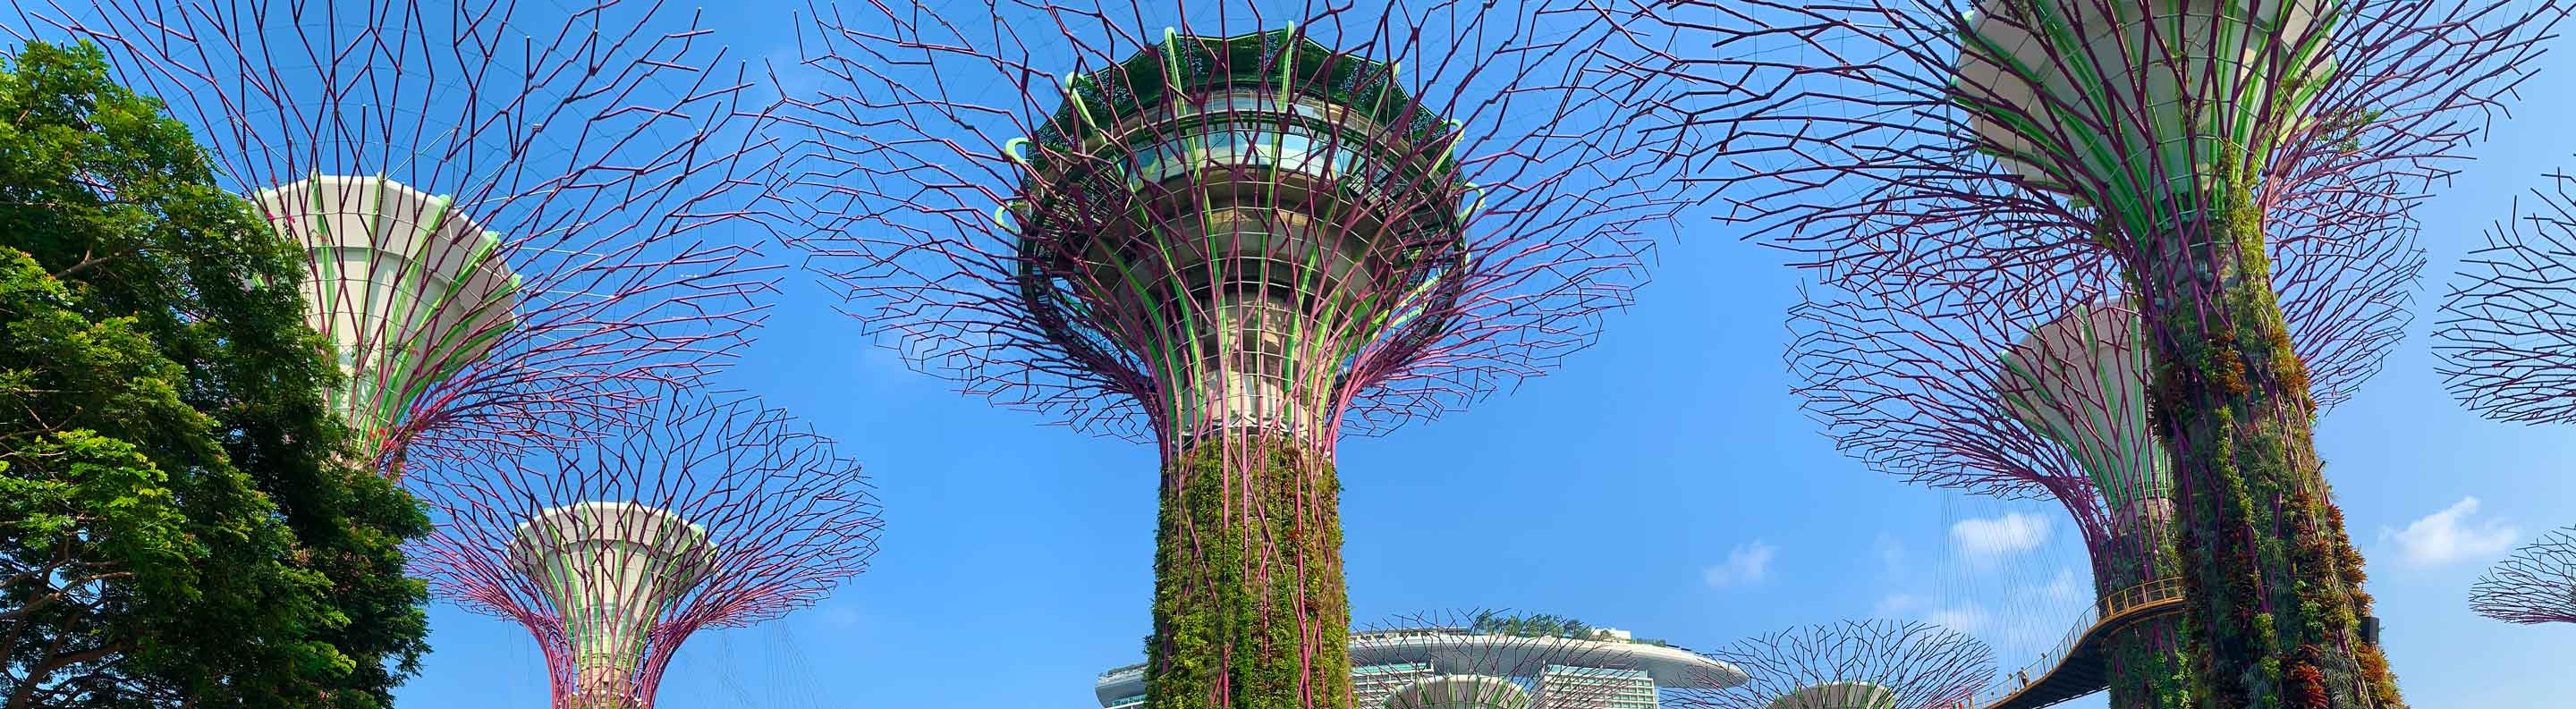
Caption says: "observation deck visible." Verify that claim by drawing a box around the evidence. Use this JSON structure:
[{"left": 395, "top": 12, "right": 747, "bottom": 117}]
[
  {"left": 1972, "top": 578, "right": 2188, "bottom": 709},
  {"left": 1002, "top": 28, "right": 1472, "bottom": 438}
]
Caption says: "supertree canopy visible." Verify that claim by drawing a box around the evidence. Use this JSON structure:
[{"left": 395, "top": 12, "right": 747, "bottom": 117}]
[
  {"left": 30, "top": 0, "right": 781, "bottom": 473},
  {"left": 405, "top": 392, "right": 882, "bottom": 709},
  {"left": 2470, "top": 524, "right": 2576, "bottom": 625},
  {"left": 772, "top": 1, "right": 1663, "bottom": 706},
  {"left": 1615, "top": 0, "right": 2564, "bottom": 703},
  {"left": 1665, "top": 620, "right": 1993, "bottom": 709},
  {"left": 2436, "top": 168, "right": 2576, "bottom": 424},
  {"left": 1787, "top": 196, "right": 2422, "bottom": 708}
]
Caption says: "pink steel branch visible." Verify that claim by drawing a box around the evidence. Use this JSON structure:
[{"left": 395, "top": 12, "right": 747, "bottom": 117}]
[
  {"left": 1669, "top": 620, "right": 1995, "bottom": 709},
  {"left": 404, "top": 392, "right": 882, "bottom": 709},
  {"left": 1606, "top": 0, "right": 2555, "bottom": 387},
  {"left": 2470, "top": 525, "right": 2576, "bottom": 625},
  {"left": 768, "top": 0, "right": 1668, "bottom": 451},
  {"left": 32, "top": 0, "right": 784, "bottom": 470},
  {"left": 1612, "top": 0, "right": 2556, "bottom": 282},
  {"left": 2436, "top": 169, "right": 2576, "bottom": 424},
  {"left": 1788, "top": 222, "right": 2424, "bottom": 570}
]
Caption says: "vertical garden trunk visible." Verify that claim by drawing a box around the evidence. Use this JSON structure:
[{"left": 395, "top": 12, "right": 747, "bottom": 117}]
[
  {"left": 2140, "top": 190, "right": 2402, "bottom": 709},
  {"left": 2103, "top": 616, "right": 2191, "bottom": 709},
  {"left": 2097, "top": 525, "right": 2190, "bottom": 709},
  {"left": 1145, "top": 434, "right": 1351, "bottom": 709}
]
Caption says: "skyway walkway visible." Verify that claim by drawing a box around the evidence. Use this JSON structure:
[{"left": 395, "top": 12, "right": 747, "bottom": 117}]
[{"left": 1970, "top": 578, "right": 2189, "bottom": 709}]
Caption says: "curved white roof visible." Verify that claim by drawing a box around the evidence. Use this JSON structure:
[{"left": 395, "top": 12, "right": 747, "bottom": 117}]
[{"left": 1094, "top": 630, "right": 1748, "bottom": 704}]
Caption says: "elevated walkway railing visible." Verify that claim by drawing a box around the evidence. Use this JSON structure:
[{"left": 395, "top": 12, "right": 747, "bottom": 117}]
[{"left": 1968, "top": 577, "right": 2189, "bottom": 709}]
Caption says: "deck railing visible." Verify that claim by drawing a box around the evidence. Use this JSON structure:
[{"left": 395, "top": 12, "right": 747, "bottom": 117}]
[{"left": 1966, "top": 577, "right": 2189, "bottom": 709}]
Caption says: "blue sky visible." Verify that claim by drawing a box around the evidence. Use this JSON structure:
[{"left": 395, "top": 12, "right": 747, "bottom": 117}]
[{"left": 26, "top": 0, "right": 2563, "bottom": 704}]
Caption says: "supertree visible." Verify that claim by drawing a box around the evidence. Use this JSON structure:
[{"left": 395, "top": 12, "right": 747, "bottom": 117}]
[
  {"left": 769, "top": 1, "right": 1665, "bottom": 706},
  {"left": 404, "top": 392, "right": 882, "bottom": 709},
  {"left": 2434, "top": 168, "right": 2576, "bottom": 424},
  {"left": 1785, "top": 190, "right": 2424, "bottom": 707},
  {"left": 1664, "top": 620, "right": 1993, "bottom": 709},
  {"left": 1612, "top": 0, "right": 2565, "bottom": 702},
  {"left": 2470, "top": 525, "right": 2576, "bottom": 625},
  {"left": 26, "top": 0, "right": 781, "bottom": 475}
]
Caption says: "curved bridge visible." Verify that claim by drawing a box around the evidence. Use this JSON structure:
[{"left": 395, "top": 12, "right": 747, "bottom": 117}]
[{"left": 1969, "top": 578, "right": 2188, "bottom": 709}]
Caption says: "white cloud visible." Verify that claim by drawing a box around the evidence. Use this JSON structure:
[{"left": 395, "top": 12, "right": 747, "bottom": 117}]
[
  {"left": 1951, "top": 512, "right": 2053, "bottom": 563},
  {"left": 1874, "top": 532, "right": 1908, "bottom": 578},
  {"left": 819, "top": 605, "right": 863, "bottom": 629},
  {"left": 2032, "top": 567, "right": 2087, "bottom": 609},
  {"left": 1925, "top": 603, "right": 1994, "bottom": 636},
  {"left": 1702, "top": 540, "right": 1778, "bottom": 588},
  {"left": 1994, "top": 569, "right": 2089, "bottom": 652},
  {"left": 1874, "top": 593, "right": 1926, "bottom": 618},
  {"left": 2382, "top": 496, "right": 2520, "bottom": 566},
  {"left": 1877, "top": 567, "right": 2089, "bottom": 658}
]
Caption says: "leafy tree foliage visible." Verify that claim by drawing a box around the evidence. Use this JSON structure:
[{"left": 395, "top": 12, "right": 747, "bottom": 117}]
[
  {"left": 0, "top": 40, "right": 428, "bottom": 709},
  {"left": 1469, "top": 612, "right": 1591, "bottom": 639}
]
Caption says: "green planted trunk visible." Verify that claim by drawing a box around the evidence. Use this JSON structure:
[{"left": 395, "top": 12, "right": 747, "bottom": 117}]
[
  {"left": 2097, "top": 532, "right": 2189, "bottom": 709},
  {"left": 2140, "top": 187, "right": 2402, "bottom": 709},
  {"left": 2104, "top": 616, "right": 2190, "bottom": 709},
  {"left": 1144, "top": 435, "right": 1351, "bottom": 709}
]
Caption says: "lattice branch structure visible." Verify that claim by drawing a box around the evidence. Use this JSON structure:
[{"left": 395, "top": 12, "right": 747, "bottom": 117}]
[
  {"left": 30, "top": 0, "right": 783, "bottom": 473},
  {"left": 1616, "top": 0, "right": 2551, "bottom": 272},
  {"left": 2436, "top": 169, "right": 2576, "bottom": 424},
  {"left": 1791, "top": 220, "right": 2422, "bottom": 502},
  {"left": 1616, "top": 0, "right": 2563, "bottom": 704},
  {"left": 2470, "top": 525, "right": 2576, "bottom": 625},
  {"left": 1665, "top": 620, "right": 1994, "bottom": 709},
  {"left": 1785, "top": 206, "right": 2419, "bottom": 702},
  {"left": 771, "top": 1, "right": 1665, "bottom": 706},
  {"left": 776, "top": 0, "right": 1663, "bottom": 444},
  {"left": 405, "top": 392, "right": 882, "bottom": 709},
  {"left": 1790, "top": 257, "right": 2354, "bottom": 707}
]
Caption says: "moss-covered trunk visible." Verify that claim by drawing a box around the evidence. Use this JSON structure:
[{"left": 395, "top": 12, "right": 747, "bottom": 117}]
[
  {"left": 2104, "top": 616, "right": 2190, "bottom": 709},
  {"left": 2138, "top": 190, "right": 2401, "bottom": 709},
  {"left": 2097, "top": 527, "right": 2189, "bottom": 709},
  {"left": 1144, "top": 434, "right": 1351, "bottom": 709}
]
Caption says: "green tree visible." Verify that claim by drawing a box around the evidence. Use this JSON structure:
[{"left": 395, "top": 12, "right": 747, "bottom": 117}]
[
  {"left": 0, "top": 40, "right": 428, "bottom": 708},
  {"left": 1468, "top": 612, "right": 1590, "bottom": 639}
]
